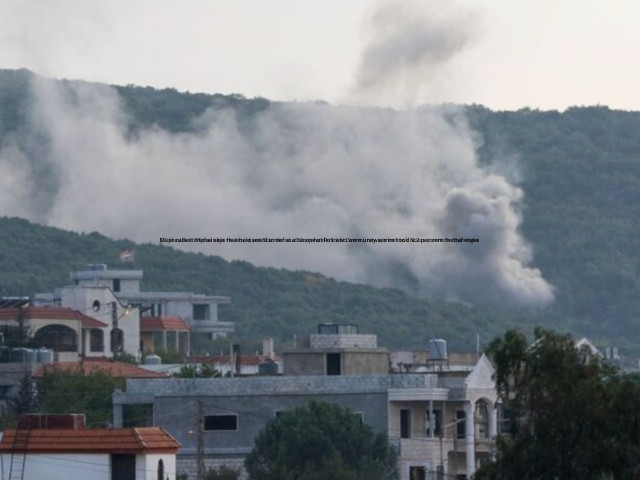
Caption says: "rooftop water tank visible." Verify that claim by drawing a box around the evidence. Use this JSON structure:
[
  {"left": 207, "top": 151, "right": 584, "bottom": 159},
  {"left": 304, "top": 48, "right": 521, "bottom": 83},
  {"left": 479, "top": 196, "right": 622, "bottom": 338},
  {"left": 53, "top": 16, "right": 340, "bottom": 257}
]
[
  {"left": 144, "top": 354, "right": 162, "bottom": 365},
  {"left": 37, "top": 348, "right": 54, "bottom": 364},
  {"left": 428, "top": 339, "right": 448, "bottom": 361},
  {"left": 11, "top": 347, "right": 35, "bottom": 363}
]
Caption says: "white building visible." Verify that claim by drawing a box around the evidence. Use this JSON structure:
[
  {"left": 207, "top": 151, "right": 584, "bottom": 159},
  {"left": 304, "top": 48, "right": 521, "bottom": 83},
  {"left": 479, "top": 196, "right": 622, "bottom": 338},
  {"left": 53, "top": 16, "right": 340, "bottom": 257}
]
[
  {"left": 0, "top": 414, "right": 180, "bottom": 480},
  {"left": 35, "top": 264, "right": 233, "bottom": 341}
]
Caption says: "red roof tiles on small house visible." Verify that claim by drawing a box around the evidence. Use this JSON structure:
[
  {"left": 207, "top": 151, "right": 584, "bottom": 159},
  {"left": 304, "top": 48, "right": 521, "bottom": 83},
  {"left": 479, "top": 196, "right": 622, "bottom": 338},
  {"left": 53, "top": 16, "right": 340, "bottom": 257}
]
[
  {"left": 140, "top": 316, "right": 189, "bottom": 331},
  {"left": 0, "top": 427, "right": 180, "bottom": 454},
  {"left": 33, "top": 360, "right": 170, "bottom": 379},
  {"left": 0, "top": 307, "right": 107, "bottom": 327}
]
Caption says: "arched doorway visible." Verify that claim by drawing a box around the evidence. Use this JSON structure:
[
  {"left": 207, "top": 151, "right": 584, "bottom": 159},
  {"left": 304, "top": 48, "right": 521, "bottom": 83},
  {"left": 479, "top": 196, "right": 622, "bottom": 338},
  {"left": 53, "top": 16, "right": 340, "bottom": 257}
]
[{"left": 34, "top": 324, "right": 78, "bottom": 352}]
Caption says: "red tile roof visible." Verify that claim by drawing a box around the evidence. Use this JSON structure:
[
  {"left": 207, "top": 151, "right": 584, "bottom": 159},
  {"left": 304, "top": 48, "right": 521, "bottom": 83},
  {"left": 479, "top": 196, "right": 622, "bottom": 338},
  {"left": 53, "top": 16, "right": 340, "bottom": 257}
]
[
  {"left": 33, "top": 360, "right": 170, "bottom": 379},
  {"left": 140, "top": 316, "right": 189, "bottom": 331},
  {"left": 0, "top": 427, "right": 180, "bottom": 454},
  {"left": 0, "top": 307, "right": 107, "bottom": 328}
]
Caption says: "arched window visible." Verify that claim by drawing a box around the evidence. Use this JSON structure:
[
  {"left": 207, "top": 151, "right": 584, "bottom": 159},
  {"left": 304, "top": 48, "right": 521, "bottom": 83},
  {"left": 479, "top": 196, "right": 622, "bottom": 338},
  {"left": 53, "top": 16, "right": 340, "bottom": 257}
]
[
  {"left": 110, "top": 328, "right": 124, "bottom": 353},
  {"left": 34, "top": 325, "right": 78, "bottom": 352},
  {"left": 157, "top": 459, "right": 164, "bottom": 480},
  {"left": 475, "top": 400, "right": 490, "bottom": 439}
]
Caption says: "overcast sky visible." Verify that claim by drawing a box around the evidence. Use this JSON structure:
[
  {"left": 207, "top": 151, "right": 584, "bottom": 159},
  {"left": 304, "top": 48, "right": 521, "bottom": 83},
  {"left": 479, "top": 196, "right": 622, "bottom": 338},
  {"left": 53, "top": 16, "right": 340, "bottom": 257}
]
[{"left": 1, "top": 0, "right": 639, "bottom": 111}]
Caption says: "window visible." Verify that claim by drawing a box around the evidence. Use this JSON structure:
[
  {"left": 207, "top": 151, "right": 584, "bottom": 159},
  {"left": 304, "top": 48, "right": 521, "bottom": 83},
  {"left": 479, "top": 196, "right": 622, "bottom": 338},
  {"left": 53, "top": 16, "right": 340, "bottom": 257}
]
[
  {"left": 326, "top": 353, "right": 341, "bottom": 375},
  {"left": 476, "top": 401, "right": 489, "bottom": 439},
  {"left": 409, "top": 466, "right": 426, "bottom": 480},
  {"left": 456, "top": 410, "right": 466, "bottom": 439},
  {"left": 157, "top": 459, "right": 164, "bottom": 480},
  {"left": 425, "top": 409, "right": 442, "bottom": 437},
  {"left": 113, "top": 279, "right": 121, "bottom": 292},
  {"left": 205, "top": 415, "right": 238, "bottom": 431},
  {"left": 90, "top": 329, "right": 104, "bottom": 352},
  {"left": 400, "top": 409, "right": 411, "bottom": 438},
  {"left": 110, "top": 328, "right": 124, "bottom": 353},
  {"left": 193, "top": 304, "right": 210, "bottom": 321}
]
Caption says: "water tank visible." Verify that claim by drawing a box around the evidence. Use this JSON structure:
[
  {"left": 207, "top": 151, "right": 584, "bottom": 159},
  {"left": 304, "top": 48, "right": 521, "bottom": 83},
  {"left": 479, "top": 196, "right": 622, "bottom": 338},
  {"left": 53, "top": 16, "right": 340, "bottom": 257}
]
[
  {"left": 11, "top": 347, "right": 36, "bottom": 363},
  {"left": 37, "top": 348, "right": 54, "bottom": 363},
  {"left": 428, "top": 339, "right": 448, "bottom": 361},
  {"left": 258, "top": 361, "right": 279, "bottom": 375},
  {"left": 144, "top": 354, "right": 162, "bottom": 365}
]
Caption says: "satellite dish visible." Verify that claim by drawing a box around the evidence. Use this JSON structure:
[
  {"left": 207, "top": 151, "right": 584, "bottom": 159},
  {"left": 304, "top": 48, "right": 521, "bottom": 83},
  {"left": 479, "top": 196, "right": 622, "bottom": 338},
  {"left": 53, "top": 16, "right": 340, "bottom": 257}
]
[{"left": 92, "top": 300, "right": 101, "bottom": 312}]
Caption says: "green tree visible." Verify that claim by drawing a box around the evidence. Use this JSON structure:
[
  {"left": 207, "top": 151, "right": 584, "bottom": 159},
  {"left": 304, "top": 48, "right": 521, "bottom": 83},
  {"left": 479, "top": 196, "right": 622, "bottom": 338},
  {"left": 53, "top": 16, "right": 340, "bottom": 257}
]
[
  {"left": 205, "top": 465, "right": 241, "bottom": 480},
  {"left": 0, "top": 372, "right": 37, "bottom": 428},
  {"left": 37, "top": 367, "right": 125, "bottom": 427},
  {"left": 476, "top": 328, "right": 640, "bottom": 480},
  {"left": 244, "top": 400, "right": 398, "bottom": 480}
]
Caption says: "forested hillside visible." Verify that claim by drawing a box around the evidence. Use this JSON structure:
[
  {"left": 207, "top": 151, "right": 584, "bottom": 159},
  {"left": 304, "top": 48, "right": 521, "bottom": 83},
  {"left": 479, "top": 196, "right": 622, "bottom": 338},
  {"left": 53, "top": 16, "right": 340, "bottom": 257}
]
[
  {"left": 0, "top": 216, "right": 519, "bottom": 352},
  {"left": 1, "top": 69, "right": 640, "bottom": 355}
]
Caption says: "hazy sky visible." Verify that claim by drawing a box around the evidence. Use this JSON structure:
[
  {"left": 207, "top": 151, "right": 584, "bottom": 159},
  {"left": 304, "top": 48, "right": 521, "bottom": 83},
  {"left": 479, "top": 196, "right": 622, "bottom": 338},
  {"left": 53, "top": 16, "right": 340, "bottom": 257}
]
[{"left": 1, "top": 0, "right": 639, "bottom": 111}]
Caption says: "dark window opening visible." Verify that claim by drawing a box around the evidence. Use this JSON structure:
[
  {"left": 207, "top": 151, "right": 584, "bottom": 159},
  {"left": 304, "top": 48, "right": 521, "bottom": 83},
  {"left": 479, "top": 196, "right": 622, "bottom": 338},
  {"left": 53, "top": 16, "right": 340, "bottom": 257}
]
[
  {"left": 400, "top": 409, "right": 411, "bottom": 438},
  {"left": 456, "top": 410, "right": 466, "bottom": 439},
  {"left": 111, "top": 328, "right": 124, "bottom": 353},
  {"left": 157, "top": 459, "right": 164, "bottom": 480},
  {"left": 426, "top": 409, "right": 442, "bottom": 437},
  {"left": 193, "top": 304, "right": 210, "bottom": 321},
  {"left": 410, "top": 466, "right": 426, "bottom": 480},
  {"left": 113, "top": 279, "right": 121, "bottom": 292},
  {"left": 205, "top": 415, "right": 238, "bottom": 431},
  {"left": 90, "top": 329, "right": 104, "bottom": 352},
  {"left": 111, "top": 454, "right": 135, "bottom": 480},
  {"left": 326, "top": 353, "right": 341, "bottom": 376}
]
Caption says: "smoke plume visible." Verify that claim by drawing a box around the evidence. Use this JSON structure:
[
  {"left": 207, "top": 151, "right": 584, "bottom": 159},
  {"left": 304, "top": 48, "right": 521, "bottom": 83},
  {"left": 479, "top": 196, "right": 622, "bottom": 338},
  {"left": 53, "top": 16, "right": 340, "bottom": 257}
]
[
  {"left": 0, "top": 0, "right": 554, "bottom": 310},
  {"left": 351, "top": 0, "right": 481, "bottom": 108},
  {"left": 0, "top": 73, "right": 554, "bottom": 310}
]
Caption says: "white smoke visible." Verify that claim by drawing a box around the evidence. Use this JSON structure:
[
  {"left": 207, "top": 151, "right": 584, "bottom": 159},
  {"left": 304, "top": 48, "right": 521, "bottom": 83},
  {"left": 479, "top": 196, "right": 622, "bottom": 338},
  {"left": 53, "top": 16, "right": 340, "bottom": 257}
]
[
  {"left": 0, "top": 73, "right": 554, "bottom": 310},
  {"left": 0, "top": 0, "right": 554, "bottom": 310},
  {"left": 351, "top": 0, "right": 481, "bottom": 108}
]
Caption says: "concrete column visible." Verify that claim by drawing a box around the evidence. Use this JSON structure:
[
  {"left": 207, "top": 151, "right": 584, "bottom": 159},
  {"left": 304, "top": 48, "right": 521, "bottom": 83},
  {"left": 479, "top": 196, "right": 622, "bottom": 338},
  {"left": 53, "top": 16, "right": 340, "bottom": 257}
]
[
  {"left": 488, "top": 404, "right": 498, "bottom": 438},
  {"left": 464, "top": 401, "right": 475, "bottom": 479}
]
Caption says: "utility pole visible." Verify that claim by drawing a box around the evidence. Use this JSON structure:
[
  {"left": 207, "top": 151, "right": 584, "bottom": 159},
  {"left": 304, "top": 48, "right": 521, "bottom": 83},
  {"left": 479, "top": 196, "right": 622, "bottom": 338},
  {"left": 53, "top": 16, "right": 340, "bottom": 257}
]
[{"left": 197, "top": 400, "right": 205, "bottom": 480}]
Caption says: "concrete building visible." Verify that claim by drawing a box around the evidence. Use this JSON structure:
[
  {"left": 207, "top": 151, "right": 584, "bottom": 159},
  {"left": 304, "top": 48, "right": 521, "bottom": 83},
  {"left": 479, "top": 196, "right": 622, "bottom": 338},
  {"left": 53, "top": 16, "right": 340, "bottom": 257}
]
[
  {"left": 67, "top": 264, "right": 233, "bottom": 339},
  {"left": 34, "top": 264, "right": 234, "bottom": 356},
  {"left": 0, "top": 414, "right": 180, "bottom": 480},
  {"left": 113, "top": 326, "right": 498, "bottom": 480}
]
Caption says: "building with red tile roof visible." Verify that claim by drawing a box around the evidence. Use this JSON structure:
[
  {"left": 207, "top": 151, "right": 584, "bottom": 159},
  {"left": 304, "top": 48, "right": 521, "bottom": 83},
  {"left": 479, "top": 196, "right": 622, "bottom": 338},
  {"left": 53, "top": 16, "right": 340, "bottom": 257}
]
[
  {"left": 0, "top": 307, "right": 109, "bottom": 361},
  {"left": 140, "top": 316, "right": 190, "bottom": 355},
  {"left": 32, "top": 359, "right": 170, "bottom": 379},
  {"left": 0, "top": 414, "right": 180, "bottom": 480}
]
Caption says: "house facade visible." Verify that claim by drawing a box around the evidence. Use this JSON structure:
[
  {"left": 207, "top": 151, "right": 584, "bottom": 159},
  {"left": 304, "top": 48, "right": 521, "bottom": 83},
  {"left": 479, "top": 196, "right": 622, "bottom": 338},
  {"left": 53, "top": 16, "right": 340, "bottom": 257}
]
[
  {"left": 34, "top": 264, "right": 234, "bottom": 349},
  {"left": 113, "top": 326, "right": 498, "bottom": 480},
  {"left": 0, "top": 414, "right": 180, "bottom": 480}
]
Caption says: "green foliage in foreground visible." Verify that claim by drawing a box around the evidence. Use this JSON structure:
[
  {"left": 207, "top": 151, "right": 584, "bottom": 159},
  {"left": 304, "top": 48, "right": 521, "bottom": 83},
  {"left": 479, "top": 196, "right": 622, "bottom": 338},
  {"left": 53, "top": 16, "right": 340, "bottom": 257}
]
[
  {"left": 37, "top": 367, "right": 125, "bottom": 427},
  {"left": 476, "top": 328, "right": 640, "bottom": 480},
  {"left": 244, "top": 400, "right": 398, "bottom": 480}
]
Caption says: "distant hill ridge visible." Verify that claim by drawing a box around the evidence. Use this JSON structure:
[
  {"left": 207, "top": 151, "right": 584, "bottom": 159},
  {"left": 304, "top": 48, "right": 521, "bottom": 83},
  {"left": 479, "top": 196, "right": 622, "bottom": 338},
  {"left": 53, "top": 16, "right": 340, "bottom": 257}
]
[
  {"left": 0, "top": 215, "right": 518, "bottom": 352},
  {"left": 2, "top": 69, "right": 640, "bottom": 355}
]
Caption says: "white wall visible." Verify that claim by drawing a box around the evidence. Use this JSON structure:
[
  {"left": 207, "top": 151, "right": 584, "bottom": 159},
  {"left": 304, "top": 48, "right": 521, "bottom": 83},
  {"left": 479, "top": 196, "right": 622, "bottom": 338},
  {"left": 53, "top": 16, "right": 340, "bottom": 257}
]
[
  {"left": 2, "top": 452, "right": 109, "bottom": 480},
  {"left": 138, "top": 452, "right": 178, "bottom": 480},
  {"left": 60, "top": 285, "right": 141, "bottom": 358}
]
